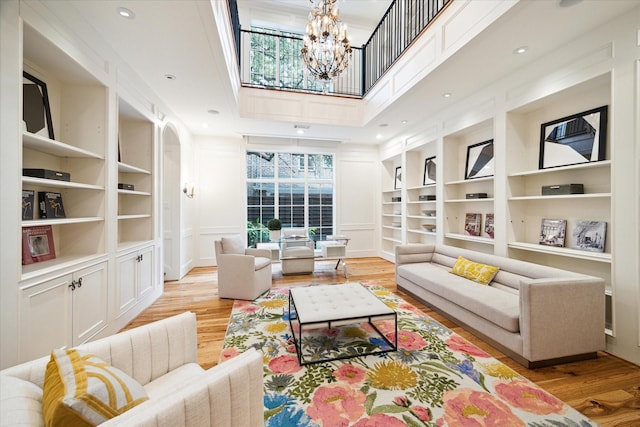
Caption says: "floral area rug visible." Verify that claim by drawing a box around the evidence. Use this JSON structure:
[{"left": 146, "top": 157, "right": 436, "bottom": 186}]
[{"left": 220, "top": 282, "right": 598, "bottom": 427}]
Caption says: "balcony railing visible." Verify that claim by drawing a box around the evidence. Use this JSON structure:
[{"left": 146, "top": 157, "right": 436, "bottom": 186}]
[{"left": 229, "top": 0, "right": 451, "bottom": 98}]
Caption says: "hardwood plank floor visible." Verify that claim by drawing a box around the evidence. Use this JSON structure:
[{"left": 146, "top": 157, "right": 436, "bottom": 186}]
[{"left": 124, "top": 257, "right": 640, "bottom": 426}]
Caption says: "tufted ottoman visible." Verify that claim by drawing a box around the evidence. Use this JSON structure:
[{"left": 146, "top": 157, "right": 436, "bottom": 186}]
[{"left": 288, "top": 282, "right": 397, "bottom": 365}]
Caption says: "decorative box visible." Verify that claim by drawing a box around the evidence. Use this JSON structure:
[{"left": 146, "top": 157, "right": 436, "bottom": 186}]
[
  {"left": 541, "top": 184, "right": 584, "bottom": 196},
  {"left": 419, "top": 195, "right": 436, "bottom": 201},
  {"left": 391, "top": 197, "right": 402, "bottom": 202},
  {"left": 23, "top": 168, "right": 70, "bottom": 182},
  {"left": 466, "top": 192, "right": 488, "bottom": 199},
  {"left": 118, "top": 183, "right": 135, "bottom": 191}
]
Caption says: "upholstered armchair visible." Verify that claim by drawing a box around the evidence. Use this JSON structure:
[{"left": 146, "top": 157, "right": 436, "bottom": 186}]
[
  {"left": 214, "top": 235, "right": 272, "bottom": 300},
  {"left": 280, "top": 228, "right": 316, "bottom": 274}
]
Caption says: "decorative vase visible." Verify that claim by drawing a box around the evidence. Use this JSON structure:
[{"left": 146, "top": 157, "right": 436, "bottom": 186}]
[{"left": 269, "top": 230, "right": 281, "bottom": 242}]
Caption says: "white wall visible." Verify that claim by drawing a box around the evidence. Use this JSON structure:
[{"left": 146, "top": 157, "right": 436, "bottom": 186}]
[{"left": 192, "top": 136, "right": 380, "bottom": 266}]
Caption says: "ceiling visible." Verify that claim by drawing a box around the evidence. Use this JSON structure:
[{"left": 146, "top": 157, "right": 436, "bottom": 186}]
[{"left": 51, "top": 0, "right": 638, "bottom": 145}]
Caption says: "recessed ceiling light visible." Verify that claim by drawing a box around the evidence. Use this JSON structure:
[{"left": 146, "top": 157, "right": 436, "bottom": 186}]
[
  {"left": 379, "top": 123, "right": 388, "bottom": 127},
  {"left": 296, "top": 129, "right": 305, "bottom": 135},
  {"left": 207, "top": 109, "right": 219, "bottom": 115},
  {"left": 401, "top": 120, "right": 408, "bottom": 124},
  {"left": 117, "top": 7, "right": 135, "bottom": 19},
  {"left": 376, "top": 134, "right": 383, "bottom": 139},
  {"left": 202, "top": 122, "right": 209, "bottom": 129},
  {"left": 442, "top": 92, "right": 452, "bottom": 98},
  {"left": 513, "top": 46, "right": 528, "bottom": 54},
  {"left": 164, "top": 74, "right": 176, "bottom": 80}
]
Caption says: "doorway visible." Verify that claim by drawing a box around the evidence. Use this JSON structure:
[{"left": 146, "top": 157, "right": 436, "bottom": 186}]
[{"left": 162, "top": 124, "right": 181, "bottom": 281}]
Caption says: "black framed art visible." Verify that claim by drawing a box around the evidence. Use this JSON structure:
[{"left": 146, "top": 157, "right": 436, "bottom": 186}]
[
  {"left": 23, "top": 71, "right": 55, "bottom": 140},
  {"left": 539, "top": 105, "right": 607, "bottom": 169},
  {"left": 394, "top": 166, "right": 402, "bottom": 190},
  {"left": 423, "top": 156, "right": 436, "bottom": 185},
  {"left": 464, "top": 139, "right": 494, "bottom": 180}
]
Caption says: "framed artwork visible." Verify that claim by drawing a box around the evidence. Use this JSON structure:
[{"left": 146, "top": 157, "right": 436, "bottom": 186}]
[
  {"left": 464, "top": 139, "right": 494, "bottom": 180},
  {"left": 22, "top": 190, "right": 35, "bottom": 220},
  {"left": 570, "top": 220, "right": 606, "bottom": 252},
  {"left": 394, "top": 166, "right": 402, "bottom": 190},
  {"left": 464, "top": 213, "right": 482, "bottom": 237},
  {"left": 423, "top": 156, "right": 436, "bottom": 185},
  {"left": 539, "top": 105, "right": 607, "bottom": 169},
  {"left": 539, "top": 218, "right": 566, "bottom": 247},
  {"left": 484, "top": 213, "right": 494, "bottom": 239},
  {"left": 22, "top": 225, "right": 56, "bottom": 265},
  {"left": 23, "top": 71, "right": 55, "bottom": 140}
]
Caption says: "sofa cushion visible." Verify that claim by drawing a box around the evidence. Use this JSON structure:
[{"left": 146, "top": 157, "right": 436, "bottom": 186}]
[
  {"left": 221, "top": 235, "right": 245, "bottom": 254},
  {"left": 0, "top": 375, "right": 45, "bottom": 426},
  {"left": 43, "top": 348, "right": 149, "bottom": 427},
  {"left": 450, "top": 256, "right": 500, "bottom": 285},
  {"left": 397, "top": 263, "right": 520, "bottom": 332}
]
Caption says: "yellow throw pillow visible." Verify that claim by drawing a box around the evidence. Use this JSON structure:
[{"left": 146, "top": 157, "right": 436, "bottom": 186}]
[
  {"left": 450, "top": 255, "right": 500, "bottom": 285},
  {"left": 43, "top": 348, "right": 149, "bottom": 427}
]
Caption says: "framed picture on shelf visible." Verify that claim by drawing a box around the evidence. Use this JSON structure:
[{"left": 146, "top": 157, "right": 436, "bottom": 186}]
[
  {"left": 464, "top": 213, "right": 482, "bottom": 236},
  {"left": 570, "top": 220, "right": 606, "bottom": 252},
  {"left": 22, "top": 189, "right": 34, "bottom": 220},
  {"left": 484, "top": 213, "right": 494, "bottom": 239},
  {"left": 38, "top": 191, "right": 66, "bottom": 219},
  {"left": 464, "top": 139, "right": 494, "bottom": 180},
  {"left": 23, "top": 71, "right": 55, "bottom": 140},
  {"left": 394, "top": 166, "right": 402, "bottom": 190},
  {"left": 539, "top": 105, "right": 608, "bottom": 169},
  {"left": 22, "top": 225, "right": 56, "bottom": 265},
  {"left": 423, "top": 156, "right": 436, "bottom": 185},
  {"left": 539, "top": 218, "right": 567, "bottom": 247}
]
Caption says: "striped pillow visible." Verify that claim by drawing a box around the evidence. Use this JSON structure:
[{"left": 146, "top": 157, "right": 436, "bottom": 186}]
[{"left": 43, "top": 348, "right": 148, "bottom": 427}]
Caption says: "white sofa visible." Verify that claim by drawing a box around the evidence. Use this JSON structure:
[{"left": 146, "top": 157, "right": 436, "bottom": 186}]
[
  {"left": 0, "top": 311, "right": 264, "bottom": 426},
  {"left": 395, "top": 244, "right": 605, "bottom": 368}
]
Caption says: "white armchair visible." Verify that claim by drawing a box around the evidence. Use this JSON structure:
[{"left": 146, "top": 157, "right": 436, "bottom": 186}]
[
  {"left": 280, "top": 228, "right": 316, "bottom": 274},
  {"left": 214, "top": 235, "right": 272, "bottom": 300}
]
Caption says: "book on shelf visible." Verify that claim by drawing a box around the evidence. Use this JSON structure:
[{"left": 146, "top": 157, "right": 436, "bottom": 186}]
[
  {"left": 570, "top": 220, "right": 606, "bottom": 252},
  {"left": 22, "top": 189, "right": 34, "bottom": 220},
  {"left": 38, "top": 191, "right": 66, "bottom": 219},
  {"left": 484, "top": 213, "right": 494, "bottom": 239},
  {"left": 539, "top": 218, "right": 567, "bottom": 247},
  {"left": 22, "top": 225, "right": 56, "bottom": 265},
  {"left": 464, "top": 213, "right": 482, "bottom": 237}
]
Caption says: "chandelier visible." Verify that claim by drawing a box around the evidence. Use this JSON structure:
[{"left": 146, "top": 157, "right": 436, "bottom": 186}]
[{"left": 301, "top": 0, "right": 352, "bottom": 81}]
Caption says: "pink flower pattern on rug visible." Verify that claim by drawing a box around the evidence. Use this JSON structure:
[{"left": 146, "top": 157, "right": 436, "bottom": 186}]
[{"left": 221, "top": 282, "right": 597, "bottom": 426}]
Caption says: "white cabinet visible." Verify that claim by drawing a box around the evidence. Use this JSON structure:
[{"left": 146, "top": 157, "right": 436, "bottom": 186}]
[
  {"left": 19, "top": 262, "right": 108, "bottom": 361},
  {"left": 116, "top": 245, "right": 154, "bottom": 318}
]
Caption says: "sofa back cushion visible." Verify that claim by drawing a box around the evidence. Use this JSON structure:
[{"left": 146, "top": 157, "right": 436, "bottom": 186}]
[
  {"left": 433, "top": 244, "right": 584, "bottom": 291},
  {"left": 43, "top": 348, "right": 148, "bottom": 426}
]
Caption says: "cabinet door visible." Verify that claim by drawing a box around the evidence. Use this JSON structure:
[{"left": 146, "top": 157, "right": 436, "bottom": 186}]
[
  {"left": 116, "top": 253, "right": 138, "bottom": 317},
  {"left": 72, "top": 262, "right": 108, "bottom": 345},
  {"left": 137, "top": 246, "right": 154, "bottom": 299},
  {"left": 20, "top": 275, "right": 72, "bottom": 361}
]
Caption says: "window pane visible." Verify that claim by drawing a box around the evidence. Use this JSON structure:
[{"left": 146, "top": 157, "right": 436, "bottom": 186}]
[{"left": 246, "top": 151, "right": 274, "bottom": 178}]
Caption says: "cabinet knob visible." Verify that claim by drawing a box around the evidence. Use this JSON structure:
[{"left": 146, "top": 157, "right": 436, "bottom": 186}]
[
  {"left": 69, "top": 282, "right": 76, "bottom": 291},
  {"left": 77, "top": 277, "right": 83, "bottom": 288}
]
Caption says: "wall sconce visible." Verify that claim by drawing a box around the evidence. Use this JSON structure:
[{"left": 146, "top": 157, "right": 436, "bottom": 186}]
[{"left": 183, "top": 182, "right": 195, "bottom": 198}]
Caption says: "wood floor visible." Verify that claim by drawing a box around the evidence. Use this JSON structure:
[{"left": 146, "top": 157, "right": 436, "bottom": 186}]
[{"left": 125, "top": 257, "right": 640, "bottom": 426}]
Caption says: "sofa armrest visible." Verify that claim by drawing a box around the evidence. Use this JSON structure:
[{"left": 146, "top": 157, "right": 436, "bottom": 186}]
[
  {"left": 395, "top": 244, "right": 435, "bottom": 266},
  {"left": 100, "top": 348, "right": 264, "bottom": 427},
  {"left": 217, "top": 253, "right": 256, "bottom": 271},
  {"left": 520, "top": 277, "right": 605, "bottom": 362}
]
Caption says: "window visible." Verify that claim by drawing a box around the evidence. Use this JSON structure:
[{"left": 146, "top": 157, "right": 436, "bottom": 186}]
[
  {"left": 246, "top": 151, "right": 334, "bottom": 246},
  {"left": 249, "top": 27, "right": 326, "bottom": 92}
]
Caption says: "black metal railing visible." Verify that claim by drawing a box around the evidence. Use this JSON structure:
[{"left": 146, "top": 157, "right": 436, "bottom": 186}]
[
  {"left": 363, "top": 0, "right": 451, "bottom": 93},
  {"left": 227, "top": 0, "right": 451, "bottom": 97}
]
